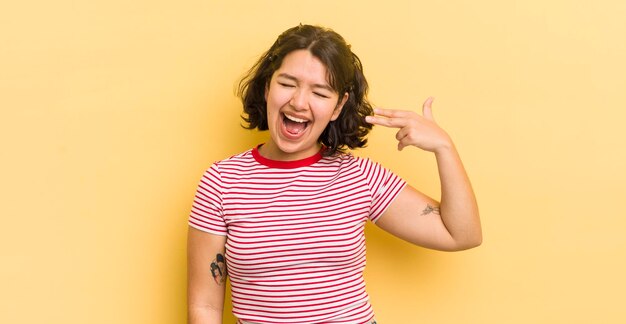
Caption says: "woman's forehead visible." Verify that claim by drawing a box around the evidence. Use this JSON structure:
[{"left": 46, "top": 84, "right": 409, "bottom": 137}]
[{"left": 275, "top": 50, "right": 333, "bottom": 87}]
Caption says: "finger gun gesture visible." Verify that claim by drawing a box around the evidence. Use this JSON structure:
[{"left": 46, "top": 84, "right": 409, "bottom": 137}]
[{"left": 366, "top": 97, "right": 453, "bottom": 153}]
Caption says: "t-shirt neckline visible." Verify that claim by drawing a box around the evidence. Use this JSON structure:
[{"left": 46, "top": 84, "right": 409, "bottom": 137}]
[{"left": 252, "top": 144, "right": 324, "bottom": 169}]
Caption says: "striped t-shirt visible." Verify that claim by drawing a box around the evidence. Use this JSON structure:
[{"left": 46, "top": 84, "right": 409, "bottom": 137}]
[{"left": 188, "top": 146, "right": 406, "bottom": 324}]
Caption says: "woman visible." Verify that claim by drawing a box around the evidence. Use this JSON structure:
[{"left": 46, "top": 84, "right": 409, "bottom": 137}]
[{"left": 188, "top": 24, "right": 481, "bottom": 324}]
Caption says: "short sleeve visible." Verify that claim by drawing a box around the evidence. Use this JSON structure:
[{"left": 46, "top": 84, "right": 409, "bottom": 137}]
[
  {"left": 187, "top": 163, "right": 227, "bottom": 236},
  {"left": 358, "top": 158, "right": 407, "bottom": 223}
]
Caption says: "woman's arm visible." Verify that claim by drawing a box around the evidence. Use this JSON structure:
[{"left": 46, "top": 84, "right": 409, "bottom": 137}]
[
  {"left": 187, "top": 226, "right": 228, "bottom": 323},
  {"left": 366, "top": 97, "right": 482, "bottom": 251}
]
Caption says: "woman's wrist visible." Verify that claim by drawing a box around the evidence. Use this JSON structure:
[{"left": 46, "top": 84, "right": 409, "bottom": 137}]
[{"left": 433, "top": 137, "right": 455, "bottom": 156}]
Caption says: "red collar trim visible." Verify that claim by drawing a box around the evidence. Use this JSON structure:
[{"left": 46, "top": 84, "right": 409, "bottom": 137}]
[{"left": 252, "top": 144, "right": 324, "bottom": 169}]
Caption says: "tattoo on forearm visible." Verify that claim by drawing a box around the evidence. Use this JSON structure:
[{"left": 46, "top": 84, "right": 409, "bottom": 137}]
[
  {"left": 420, "top": 204, "right": 441, "bottom": 216},
  {"left": 210, "top": 253, "right": 227, "bottom": 285}
]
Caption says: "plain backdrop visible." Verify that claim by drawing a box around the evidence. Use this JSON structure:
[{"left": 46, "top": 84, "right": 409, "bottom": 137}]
[{"left": 1, "top": 0, "right": 625, "bottom": 323}]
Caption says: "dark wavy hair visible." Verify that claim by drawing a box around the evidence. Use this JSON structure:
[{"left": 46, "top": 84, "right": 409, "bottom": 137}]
[{"left": 238, "top": 24, "right": 373, "bottom": 157}]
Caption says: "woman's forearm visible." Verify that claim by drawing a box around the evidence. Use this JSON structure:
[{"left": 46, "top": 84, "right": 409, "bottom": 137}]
[
  {"left": 188, "top": 305, "right": 223, "bottom": 324},
  {"left": 435, "top": 143, "right": 482, "bottom": 250}
]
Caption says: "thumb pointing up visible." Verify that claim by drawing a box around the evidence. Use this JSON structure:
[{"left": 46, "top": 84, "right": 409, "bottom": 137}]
[{"left": 422, "top": 96, "right": 435, "bottom": 121}]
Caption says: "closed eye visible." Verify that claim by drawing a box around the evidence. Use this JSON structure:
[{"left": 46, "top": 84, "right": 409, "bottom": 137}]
[
  {"left": 278, "top": 82, "right": 295, "bottom": 88},
  {"left": 313, "top": 92, "right": 330, "bottom": 99}
]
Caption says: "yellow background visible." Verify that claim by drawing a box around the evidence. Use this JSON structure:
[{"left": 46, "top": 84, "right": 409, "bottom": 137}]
[{"left": 2, "top": 0, "right": 625, "bottom": 323}]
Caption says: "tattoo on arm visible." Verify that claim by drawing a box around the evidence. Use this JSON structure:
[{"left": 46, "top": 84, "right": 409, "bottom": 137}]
[
  {"left": 210, "top": 253, "right": 227, "bottom": 285},
  {"left": 420, "top": 204, "right": 441, "bottom": 216}
]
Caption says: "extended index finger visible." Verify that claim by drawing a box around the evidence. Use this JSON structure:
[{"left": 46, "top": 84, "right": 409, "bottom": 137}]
[
  {"left": 365, "top": 115, "right": 407, "bottom": 128},
  {"left": 373, "top": 107, "right": 414, "bottom": 118}
]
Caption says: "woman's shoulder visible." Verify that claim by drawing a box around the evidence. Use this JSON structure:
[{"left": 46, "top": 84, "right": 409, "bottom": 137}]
[
  {"left": 329, "top": 151, "right": 378, "bottom": 163},
  {"left": 219, "top": 148, "right": 255, "bottom": 163},
  {"left": 330, "top": 153, "right": 393, "bottom": 178},
  {"left": 320, "top": 151, "right": 378, "bottom": 170},
  {"left": 204, "top": 148, "right": 256, "bottom": 172}
]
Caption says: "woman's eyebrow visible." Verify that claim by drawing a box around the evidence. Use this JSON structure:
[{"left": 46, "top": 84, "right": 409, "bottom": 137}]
[
  {"left": 276, "top": 73, "right": 297, "bottom": 81},
  {"left": 277, "top": 73, "right": 333, "bottom": 91}
]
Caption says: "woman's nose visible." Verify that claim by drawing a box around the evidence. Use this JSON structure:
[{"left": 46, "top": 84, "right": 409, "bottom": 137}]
[{"left": 289, "top": 89, "right": 308, "bottom": 111}]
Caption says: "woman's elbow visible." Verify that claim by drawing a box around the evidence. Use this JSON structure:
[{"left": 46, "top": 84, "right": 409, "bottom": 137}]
[
  {"left": 451, "top": 233, "right": 482, "bottom": 251},
  {"left": 466, "top": 235, "right": 483, "bottom": 249}
]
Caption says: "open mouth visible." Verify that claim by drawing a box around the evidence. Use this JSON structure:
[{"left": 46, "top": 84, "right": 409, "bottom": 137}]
[{"left": 282, "top": 113, "right": 310, "bottom": 136}]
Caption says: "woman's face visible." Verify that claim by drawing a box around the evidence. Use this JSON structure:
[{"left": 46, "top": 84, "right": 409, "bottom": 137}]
[{"left": 261, "top": 49, "right": 348, "bottom": 161}]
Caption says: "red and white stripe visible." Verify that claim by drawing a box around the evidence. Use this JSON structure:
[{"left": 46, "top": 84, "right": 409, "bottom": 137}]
[{"left": 189, "top": 147, "right": 405, "bottom": 323}]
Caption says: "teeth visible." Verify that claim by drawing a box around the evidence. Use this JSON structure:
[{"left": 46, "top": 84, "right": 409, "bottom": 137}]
[{"left": 284, "top": 114, "right": 308, "bottom": 123}]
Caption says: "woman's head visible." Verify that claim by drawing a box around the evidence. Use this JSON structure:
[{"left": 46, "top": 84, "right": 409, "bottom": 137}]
[{"left": 239, "top": 24, "right": 373, "bottom": 157}]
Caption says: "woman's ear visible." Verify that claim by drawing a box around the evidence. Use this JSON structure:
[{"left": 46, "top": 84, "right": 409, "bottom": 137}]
[{"left": 330, "top": 92, "right": 349, "bottom": 121}]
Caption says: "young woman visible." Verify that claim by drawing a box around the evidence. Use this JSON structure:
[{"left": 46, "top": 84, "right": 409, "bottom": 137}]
[{"left": 187, "top": 24, "right": 481, "bottom": 324}]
